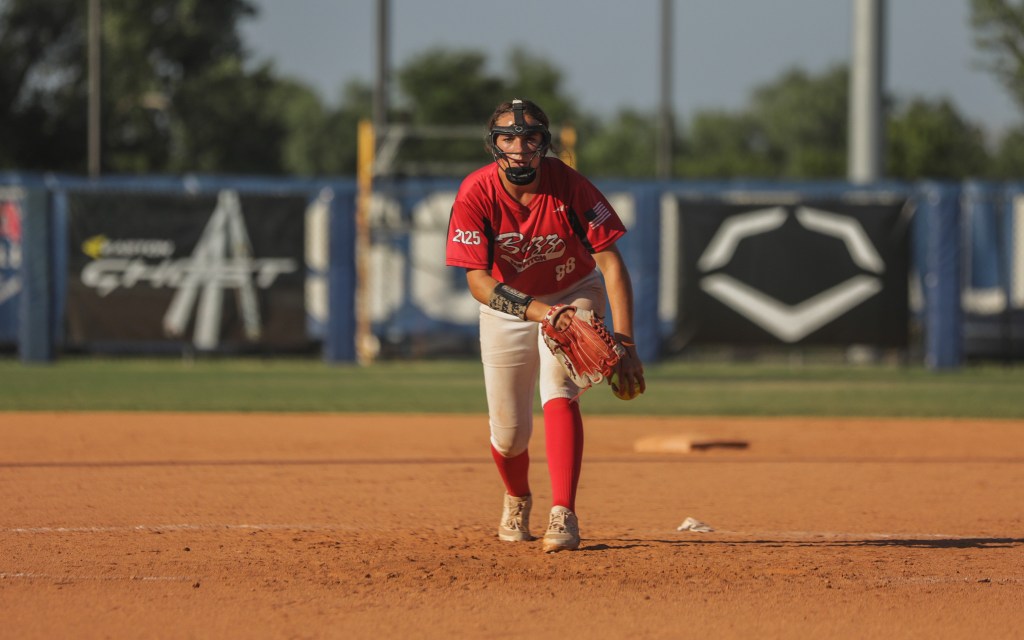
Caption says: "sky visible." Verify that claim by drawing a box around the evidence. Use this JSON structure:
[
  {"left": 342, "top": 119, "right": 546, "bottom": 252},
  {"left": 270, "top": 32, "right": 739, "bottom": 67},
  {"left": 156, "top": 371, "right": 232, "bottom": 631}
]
[{"left": 241, "top": 0, "right": 1021, "bottom": 138}]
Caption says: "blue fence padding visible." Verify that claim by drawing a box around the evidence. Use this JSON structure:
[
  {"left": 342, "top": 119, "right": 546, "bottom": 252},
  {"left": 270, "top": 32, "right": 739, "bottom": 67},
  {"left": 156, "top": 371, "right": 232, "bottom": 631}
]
[
  {"left": 917, "top": 181, "right": 963, "bottom": 370},
  {"left": 18, "top": 187, "right": 53, "bottom": 363},
  {"left": 962, "top": 180, "right": 1003, "bottom": 290},
  {"left": 615, "top": 183, "right": 662, "bottom": 365},
  {"left": 4, "top": 171, "right": 1023, "bottom": 367},
  {"left": 1004, "top": 184, "right": 1023, "bottom": 303},
  {"left": 50, "top": 190, "right": 69, "bottom": 350},
  {"left": 325, "top": 188, "right": 357, "bottom": 363}
]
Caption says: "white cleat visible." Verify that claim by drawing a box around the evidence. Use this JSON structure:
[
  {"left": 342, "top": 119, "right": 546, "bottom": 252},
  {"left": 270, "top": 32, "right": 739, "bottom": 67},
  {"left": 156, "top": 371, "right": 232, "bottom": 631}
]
[
  {"left": 542, "top": 506, "right": 580, "bottom": 552},
  {"left": 498, "top": 493, "right": 533, "bottom": 542}
]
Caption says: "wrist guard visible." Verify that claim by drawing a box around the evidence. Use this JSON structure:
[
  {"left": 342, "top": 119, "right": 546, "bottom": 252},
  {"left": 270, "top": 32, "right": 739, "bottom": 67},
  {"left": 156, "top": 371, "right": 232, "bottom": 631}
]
[{"left": 488, "top": 283, "right": 534, "bottom": 320}]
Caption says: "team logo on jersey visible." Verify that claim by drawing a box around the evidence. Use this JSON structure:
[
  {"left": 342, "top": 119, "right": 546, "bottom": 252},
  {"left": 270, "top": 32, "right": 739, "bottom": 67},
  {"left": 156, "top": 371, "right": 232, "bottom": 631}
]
[{"left": 495, "top": 232, "right": 566, "bottom": 273}]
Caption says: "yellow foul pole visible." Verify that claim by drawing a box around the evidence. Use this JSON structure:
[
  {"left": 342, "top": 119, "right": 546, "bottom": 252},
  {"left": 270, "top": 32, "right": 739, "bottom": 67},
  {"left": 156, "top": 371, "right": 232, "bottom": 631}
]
[{"left": 356, "top": 120, "right": 376, "bottom": 365}]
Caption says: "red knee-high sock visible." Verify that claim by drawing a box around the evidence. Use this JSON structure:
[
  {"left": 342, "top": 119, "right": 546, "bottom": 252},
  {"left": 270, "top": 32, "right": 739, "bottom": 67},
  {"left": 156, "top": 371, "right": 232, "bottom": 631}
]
[
  {"left": 543, "top": 397, "right": 584, "bottom": 512},
  {"left": 490, "top": 445, "right": 531, "bottom": 498}
]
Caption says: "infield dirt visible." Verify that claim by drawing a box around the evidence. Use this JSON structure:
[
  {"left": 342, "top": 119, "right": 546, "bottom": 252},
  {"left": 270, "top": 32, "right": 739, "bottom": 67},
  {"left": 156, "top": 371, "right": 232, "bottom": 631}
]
[{"left": 2, "top": 413, "right": 1023, "bottom": 638}]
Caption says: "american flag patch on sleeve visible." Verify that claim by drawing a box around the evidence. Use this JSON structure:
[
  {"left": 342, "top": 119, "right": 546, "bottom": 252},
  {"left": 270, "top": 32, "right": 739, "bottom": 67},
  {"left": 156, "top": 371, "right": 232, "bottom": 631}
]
[{"left": 583, "top": 201, "right": 612, "bottom": 228}]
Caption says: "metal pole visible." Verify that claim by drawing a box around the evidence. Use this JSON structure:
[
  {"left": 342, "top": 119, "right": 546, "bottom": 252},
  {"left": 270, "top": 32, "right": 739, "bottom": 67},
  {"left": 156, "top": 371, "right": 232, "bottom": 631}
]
[
  {"left": 848, "top": 0, "right": 885, "bottom": 183},
  {"left": 88, "top": 0, "right": 102, "bottom": 177},
  {"left": 657, "top": 0, "right": 674, "bottom": 179},
  {"left": 373, "top": 0, "right": 390, "bottom": 136}
]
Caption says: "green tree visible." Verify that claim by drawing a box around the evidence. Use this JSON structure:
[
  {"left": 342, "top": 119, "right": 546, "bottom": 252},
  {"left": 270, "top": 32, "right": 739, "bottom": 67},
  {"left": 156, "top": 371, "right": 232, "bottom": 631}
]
[
  {"left": 301, "top": 81, "right": 373, "bottom": 177},
  {"left": 577, "top": 109, "right": 658, "bottom": 178},
  {"left": 749, "top": 65, "right": 849, "bottom": 178},
  {"left": 0, "top": 0, "right": 90, "bottom": 171},
  {"left": 389, "top": 46, "right": 581, "bottom": 176},
  {"left": 971, "top": 0, "right": 1024, "bottom": 112},
  {"left": 101, "top": 0, "right": 260, "bottom": 172},
  {"left": 0, "top": 0, "right": 323, "bottom": 175},
  {"left": 676, "top": 111, "right": 778, "bottom": 178},
  {"left": 886, "top": 97, "right": 991, "bottom": 179},
  {"left": 502, "top": 48, "right": 578, "bottom": 125},
  {"left": 969, "top": 0, "right": 1024, "bottom": 178},
  {"left": 675, "top": 63, "right": 995, "bottom": 181},
  {"left": 396, "top": 48, "right": 503, "bottom": 126},
  {"left": 389, "top": 48, "right": 500, "bottom": 174},
  {"left": 671, "top": 65, "right": 848, "bottom": 180},
  {"left": 990, "top": 125, "right": 1024, "bottom": 177},
  {"left": 168, "top": 60, "right": 289, "bottom": 174},
  {"left": 496, "top": 48, "right": 588, "bottom": 170}
]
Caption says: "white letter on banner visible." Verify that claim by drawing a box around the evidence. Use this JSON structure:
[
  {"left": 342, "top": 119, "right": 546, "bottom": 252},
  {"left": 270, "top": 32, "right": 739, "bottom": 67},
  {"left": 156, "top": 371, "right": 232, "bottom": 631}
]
[
  {"left": 368, "top": 193, "right": 405, "bottom": 324},
  {"left": 305, "top": 188, "right": 331, "bottom": 330}
]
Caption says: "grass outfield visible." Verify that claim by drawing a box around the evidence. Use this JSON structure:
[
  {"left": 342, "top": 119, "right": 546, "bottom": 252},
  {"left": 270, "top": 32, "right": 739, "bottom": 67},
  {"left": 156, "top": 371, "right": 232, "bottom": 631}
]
[{"left": 2, "top": 356, "right": 1022, "bottom": 417}]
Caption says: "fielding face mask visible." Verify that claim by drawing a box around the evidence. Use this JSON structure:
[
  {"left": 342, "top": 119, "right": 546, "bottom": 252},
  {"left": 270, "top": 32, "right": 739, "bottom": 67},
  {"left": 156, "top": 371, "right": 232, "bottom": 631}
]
[{"left": 488, "top": 99, "right": 551, "bottom": 185}]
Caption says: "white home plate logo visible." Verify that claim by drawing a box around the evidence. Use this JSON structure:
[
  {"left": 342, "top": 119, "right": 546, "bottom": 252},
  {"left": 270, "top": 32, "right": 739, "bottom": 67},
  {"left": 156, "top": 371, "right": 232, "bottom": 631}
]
[{"left": 698, "top": 206, "right": 886, "bottom": 343}]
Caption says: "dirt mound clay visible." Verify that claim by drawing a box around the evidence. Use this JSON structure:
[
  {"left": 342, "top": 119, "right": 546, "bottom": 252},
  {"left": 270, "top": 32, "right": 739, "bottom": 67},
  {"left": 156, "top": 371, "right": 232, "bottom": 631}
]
[{"left": 2, "top": 413, "right": 1022, "bottom": 638}]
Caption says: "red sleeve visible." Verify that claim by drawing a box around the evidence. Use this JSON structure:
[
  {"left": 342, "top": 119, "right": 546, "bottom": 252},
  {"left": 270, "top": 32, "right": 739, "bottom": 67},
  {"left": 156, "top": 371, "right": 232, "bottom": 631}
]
[{"left": 445, "top": 168, "right": 492, "bottom": 270}]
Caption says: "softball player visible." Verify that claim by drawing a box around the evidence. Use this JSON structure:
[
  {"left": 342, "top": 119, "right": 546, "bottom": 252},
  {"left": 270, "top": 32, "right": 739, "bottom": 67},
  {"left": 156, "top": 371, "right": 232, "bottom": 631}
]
[{"left": 446, "top": 99, "right": 646, "bottom": 552}]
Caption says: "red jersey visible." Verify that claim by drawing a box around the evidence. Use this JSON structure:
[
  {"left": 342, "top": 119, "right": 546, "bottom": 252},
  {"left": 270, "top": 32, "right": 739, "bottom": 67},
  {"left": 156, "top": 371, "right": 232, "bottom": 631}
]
[{"left": 446, "top": 157, "right": 626, "bottom": 296}]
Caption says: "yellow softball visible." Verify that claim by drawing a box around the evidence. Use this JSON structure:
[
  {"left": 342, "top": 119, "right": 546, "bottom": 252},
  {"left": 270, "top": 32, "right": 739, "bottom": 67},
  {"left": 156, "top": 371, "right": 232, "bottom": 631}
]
[{"left": 609, "top": 372, "right": 640, "bottom": 401}]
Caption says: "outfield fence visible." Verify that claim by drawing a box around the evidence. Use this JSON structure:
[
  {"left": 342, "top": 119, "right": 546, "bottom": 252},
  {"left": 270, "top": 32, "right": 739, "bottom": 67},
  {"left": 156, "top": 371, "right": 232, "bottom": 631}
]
[{"left": 1, "top": 172, "right": 1021, "bottom": 369}]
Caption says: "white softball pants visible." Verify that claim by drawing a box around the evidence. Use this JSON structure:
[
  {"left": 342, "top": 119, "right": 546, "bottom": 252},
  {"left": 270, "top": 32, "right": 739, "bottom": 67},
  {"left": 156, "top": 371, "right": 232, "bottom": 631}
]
[{"left": 479, "top": 270, "right": 606, "bottom": 458}]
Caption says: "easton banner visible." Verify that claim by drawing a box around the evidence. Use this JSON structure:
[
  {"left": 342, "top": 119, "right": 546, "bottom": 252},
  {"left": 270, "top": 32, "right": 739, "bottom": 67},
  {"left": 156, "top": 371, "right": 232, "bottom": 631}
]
[
  {"left": 671, "top": 197, "right": 910, "bottom": 349},
  {"left": 65, "top": 189, "right": 308, "bottom": 351}
]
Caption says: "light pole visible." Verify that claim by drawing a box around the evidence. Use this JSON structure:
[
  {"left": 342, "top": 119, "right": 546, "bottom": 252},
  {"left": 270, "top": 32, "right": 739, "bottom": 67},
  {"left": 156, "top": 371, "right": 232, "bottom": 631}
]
[
  {"left": 848, "top": 0, "right": 885, "bottom": 183},
  {"left": 88, "top": 0, "right": 101, "bottom": 177},
  {"left": 657, "top": 0, "right": 674, "bottom": 179},
  {"left": 374, "top": 0, "right": 390, "bottom": 137}
]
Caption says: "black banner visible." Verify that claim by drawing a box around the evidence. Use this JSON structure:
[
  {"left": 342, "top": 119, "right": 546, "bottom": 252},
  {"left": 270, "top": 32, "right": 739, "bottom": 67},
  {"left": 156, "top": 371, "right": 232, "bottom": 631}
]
[
  {"left": 670, "top": 197, "right": 910, "bottom": 350},
  {"left": 65, "top": 189, "right": 309, "bottom": 351}
]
